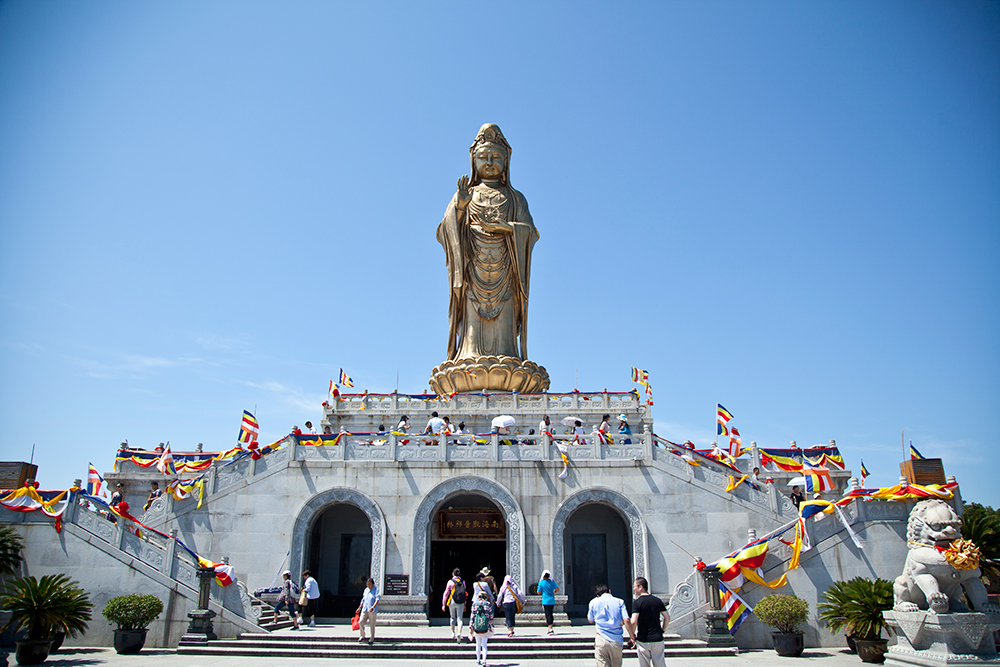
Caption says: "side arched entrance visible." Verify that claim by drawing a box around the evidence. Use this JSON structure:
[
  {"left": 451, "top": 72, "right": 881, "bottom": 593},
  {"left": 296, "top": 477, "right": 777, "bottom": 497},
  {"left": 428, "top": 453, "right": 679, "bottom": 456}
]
[
  {"left": 411, "top": 477, "right": 525, "bottom": 616},
  {"left": 552, "top": 488, "right": 648, "bottom": 617},
  {"left": 290, "top": 488, "right": 386, "bottom": 618}
]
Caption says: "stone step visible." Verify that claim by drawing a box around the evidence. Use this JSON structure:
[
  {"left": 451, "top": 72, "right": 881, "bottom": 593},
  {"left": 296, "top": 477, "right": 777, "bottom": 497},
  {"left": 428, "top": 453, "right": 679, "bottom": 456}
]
[
  {"left": 178, "top": 645, "right": 737, "bottom": 660},
  {"left": 177, "top": 634, "right": 740, "bottom": 659}
]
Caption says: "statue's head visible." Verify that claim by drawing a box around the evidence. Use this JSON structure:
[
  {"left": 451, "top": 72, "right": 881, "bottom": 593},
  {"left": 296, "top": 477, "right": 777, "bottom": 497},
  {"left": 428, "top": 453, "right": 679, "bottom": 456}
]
[
  {"left": 469, "top": 123, "right": 511, "bottom": 186},
  {"left": 907, "top": 498, "right": 962, "bottom": 549}
]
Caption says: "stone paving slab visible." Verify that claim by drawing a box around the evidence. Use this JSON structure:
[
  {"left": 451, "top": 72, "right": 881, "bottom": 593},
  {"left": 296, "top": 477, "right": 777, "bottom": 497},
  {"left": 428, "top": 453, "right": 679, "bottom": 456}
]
[{"left": 35, "top": 646, "right": 869, "bottom": 667}]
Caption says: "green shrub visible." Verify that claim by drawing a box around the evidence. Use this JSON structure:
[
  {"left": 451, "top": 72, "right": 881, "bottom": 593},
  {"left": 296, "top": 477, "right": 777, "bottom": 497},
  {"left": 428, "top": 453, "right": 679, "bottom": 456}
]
[
  {"left": 818, "top": 577, "right": 894, "bottom": 640},
  {"left": 102, "top": 594, "right": 164, "bottom": 631},
  {"left": 754, "top": 594, "right": 809, "bottom": 634}
]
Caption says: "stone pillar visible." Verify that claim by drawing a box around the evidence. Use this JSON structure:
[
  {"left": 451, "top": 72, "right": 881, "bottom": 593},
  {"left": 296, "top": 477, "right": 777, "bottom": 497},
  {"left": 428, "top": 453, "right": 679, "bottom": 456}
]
[
  {"left": 699, "top": 566, "right": 737, "bottom": 647},
  {"left": 180, "top": 565, "right": 218, "bottom": 644}
]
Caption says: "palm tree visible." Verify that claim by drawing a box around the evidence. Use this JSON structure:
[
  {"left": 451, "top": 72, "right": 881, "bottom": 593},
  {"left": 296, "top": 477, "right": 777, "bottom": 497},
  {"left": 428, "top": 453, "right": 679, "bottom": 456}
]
[
  {"left": 0, "top": 525, "right": 23, "bottom": 576},
  {"left": 0, "top": 574, "right": 92, "bottom": 640},
  {"left": 962, "top": 502, "right": 1000, "bottom": 587},
  {"left": 818, "top": 577, "right": 894, "bottom": 641}
]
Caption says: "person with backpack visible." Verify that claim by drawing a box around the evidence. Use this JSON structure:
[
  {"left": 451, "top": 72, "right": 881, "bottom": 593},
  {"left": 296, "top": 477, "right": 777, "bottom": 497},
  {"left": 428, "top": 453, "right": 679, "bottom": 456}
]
[
  {"left": 442, "top": 568, "right": 468, "bottom": 643},
  {"left": 470, "top": 590, "right": 495, "bottom": 666},
  {"left": 273, "top": 570, "right": 300, "bottom": 630}
]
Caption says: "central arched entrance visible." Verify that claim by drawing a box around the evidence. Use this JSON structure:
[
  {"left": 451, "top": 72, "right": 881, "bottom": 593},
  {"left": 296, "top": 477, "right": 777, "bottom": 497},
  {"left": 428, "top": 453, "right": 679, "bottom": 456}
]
[
  {"left": 410, "top": 476, "right": 526, "bottom": 609},
  {"left": 428, "top": 494, "right": 507, "bottom": 619}
]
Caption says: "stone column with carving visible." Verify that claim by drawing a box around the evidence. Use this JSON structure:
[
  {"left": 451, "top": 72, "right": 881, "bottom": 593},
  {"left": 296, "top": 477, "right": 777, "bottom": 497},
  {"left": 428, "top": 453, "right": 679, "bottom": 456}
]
[
  {"left": 180, "top": 565, "right": 218, "bottom": 644},
  {"left": 699, "top": 565, "right": 737, "bottom": 647}
]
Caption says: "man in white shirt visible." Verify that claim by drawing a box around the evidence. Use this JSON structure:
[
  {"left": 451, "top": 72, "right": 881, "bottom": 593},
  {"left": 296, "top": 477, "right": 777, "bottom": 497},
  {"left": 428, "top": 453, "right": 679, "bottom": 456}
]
[{"left": 424, "top": 411, "right": 446, "bottom": 434}]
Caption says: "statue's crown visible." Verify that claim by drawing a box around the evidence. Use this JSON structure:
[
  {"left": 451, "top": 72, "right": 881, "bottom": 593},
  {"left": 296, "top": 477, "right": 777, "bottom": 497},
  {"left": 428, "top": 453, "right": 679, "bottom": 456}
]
[{"left": 470, "top": 123, "right": 511, "bottom": 154}]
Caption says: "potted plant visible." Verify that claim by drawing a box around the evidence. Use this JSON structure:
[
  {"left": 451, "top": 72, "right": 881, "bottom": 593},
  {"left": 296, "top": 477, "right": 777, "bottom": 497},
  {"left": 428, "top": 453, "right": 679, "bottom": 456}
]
[
  {"left": 0, "top": 527, "right": 24, "bottom": 666},
  {"left": 754, "top": 593, "right": 809, "bottom": 657},
  {"left": 818, "top": 577, "right": 894, "bottom": 663},
  {"left": 102, "top": 594, "right": 163, "bottom": 654},
  {"left": 0, "top": 574, "right": 92, "bottom": 665}
]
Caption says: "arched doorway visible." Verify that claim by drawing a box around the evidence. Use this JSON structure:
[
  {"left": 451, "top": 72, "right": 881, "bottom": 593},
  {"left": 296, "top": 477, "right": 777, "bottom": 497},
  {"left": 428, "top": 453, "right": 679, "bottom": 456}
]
[
  {"left": 562, "top": 503, "right": 632, "bottom": 616},
  {"left": 410, "top": 476, "right": 525, "bottom": 607},
  {"left": 551, "top": 488, "right": 648, "bottom": 618},
  {"left": 289, "top": 488, "right": 386, "bottom": 620},
  {"left": 428, "top": 494, "right": 507, "bottom": 619},
  {"left": 305, "top": 503, "right": 372, "bottom": 617}
]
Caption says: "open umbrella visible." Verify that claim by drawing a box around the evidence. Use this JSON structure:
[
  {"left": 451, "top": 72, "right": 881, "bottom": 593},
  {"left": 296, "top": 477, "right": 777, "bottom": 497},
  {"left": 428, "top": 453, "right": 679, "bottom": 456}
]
[
  {"left": 491, "top": 415, "right": 516, "bottom": 429},
  {"left": 560, "top": 416, "right": 585, "bottom": 426},
  {"left": 786, "top": 477, "right": 806, "bottom": 487}
]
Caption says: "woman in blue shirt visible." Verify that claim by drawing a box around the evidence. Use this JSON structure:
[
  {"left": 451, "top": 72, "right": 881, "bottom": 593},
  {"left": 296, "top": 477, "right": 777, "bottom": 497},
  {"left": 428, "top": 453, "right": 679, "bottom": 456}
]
[{"left": 537, "top": 570, "right": 559, "bottom": 635}]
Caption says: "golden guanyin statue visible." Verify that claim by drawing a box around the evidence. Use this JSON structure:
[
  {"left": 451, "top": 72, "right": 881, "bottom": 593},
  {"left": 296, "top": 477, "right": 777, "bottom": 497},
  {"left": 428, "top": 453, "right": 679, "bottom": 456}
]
[{"left": 430, "top": 124, "right": 549, "bottom": 394}]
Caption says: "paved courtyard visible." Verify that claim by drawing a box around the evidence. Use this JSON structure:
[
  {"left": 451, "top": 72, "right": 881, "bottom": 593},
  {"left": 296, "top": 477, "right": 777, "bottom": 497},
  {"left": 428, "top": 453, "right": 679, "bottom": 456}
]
[
  {"left": 29, "top": 646, "right": 872, "bottom": 666},
  {"left": 36, "top": 624, "right": 872, "bottom": 667}
]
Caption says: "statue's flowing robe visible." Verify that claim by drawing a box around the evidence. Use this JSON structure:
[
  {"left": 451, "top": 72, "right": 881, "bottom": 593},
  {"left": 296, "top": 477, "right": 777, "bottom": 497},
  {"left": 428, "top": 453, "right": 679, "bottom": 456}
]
[{"left": 437, "top": 186, "right": 538, "bottom": 362}]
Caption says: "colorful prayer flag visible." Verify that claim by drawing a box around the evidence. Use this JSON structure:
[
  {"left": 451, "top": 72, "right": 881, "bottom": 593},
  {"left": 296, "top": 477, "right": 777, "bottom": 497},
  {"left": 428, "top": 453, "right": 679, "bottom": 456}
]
[
  {"left": 631, "top": 367, "right": 649, "bottom": 384},
  {"left": 802, "top": 466, "right": 834, "bottom": 493},
  {"left": 338, "top": 368, "right": 354, "bottom": 388},
  {"left": 728, "top": 427, "right": 742, "bottom": 458},
  {"left": 910, "top": 442, "right": 925, "bottom": 460},
  {"left": 860, "top": 459, "right": 870, "bottom": 484},
  {"left": 197, "top": 557, "right": 236, "bottom": 586},
  {"left": 86, "top": 463, "right": 107, "bottom": 498},
  {"left": 717, "top": 404, "right": 733, "bottom": 436},
  {"left": 155, "top": 443, "right": 175, "bottom": 475},
  {"left": 719, "top": 583, "right": 753, "bottom": 635},
  {"left": 238, "top": 410, "right": 259, "bottom": 444}
]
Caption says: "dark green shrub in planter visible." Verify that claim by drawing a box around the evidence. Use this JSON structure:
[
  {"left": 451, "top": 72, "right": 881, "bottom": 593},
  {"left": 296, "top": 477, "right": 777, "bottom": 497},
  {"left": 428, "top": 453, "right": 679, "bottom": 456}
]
[
  {"left": 102, "top": 595, "right": 163, "bottom": 654},
  {"left": 0, "top": 574, "right": 92, "bottom": 665},
  {"left": 818, "top": 578, "right": 894, "bottom": 663},
  {"left": 755, "top": 594, "right": 809, "bottom": 657}
]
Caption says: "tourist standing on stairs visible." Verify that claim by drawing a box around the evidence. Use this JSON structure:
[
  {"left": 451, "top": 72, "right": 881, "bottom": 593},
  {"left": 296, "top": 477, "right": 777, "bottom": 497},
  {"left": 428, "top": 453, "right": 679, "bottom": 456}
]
[
  {"left": 588, "top": 583, "right": 636, "bottom": 667},
  {"left": 274, "top": 571, "right": 300, "bottom": 630},
  {"left": 301, "top": 570, "right": 320, "bottom": 628},
  {"left": 442, "top": 568, "right": 468, "bottom": 643},
  {"left": 469, "top": 572, "right": 495, "bottom": 641},
  {"left": 470, "top": 591, "right": 495, "bottom": 666},
  {"left": 496, "top": 574, "right": 525, "bottom": 637},
  {"left": 630, "top": 577, "right": 669, "bottom": 667},
  {"left": 537, "top": 570, "right": 560, "bottom": 635},
  {"left": 357, "top": 577, "right": 379, "bottom": 645}
]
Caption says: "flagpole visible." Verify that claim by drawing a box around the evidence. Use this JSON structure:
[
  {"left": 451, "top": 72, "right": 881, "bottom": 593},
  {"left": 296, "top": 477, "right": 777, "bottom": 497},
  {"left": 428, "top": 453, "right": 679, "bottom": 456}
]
[{"left": 901, "top": 429, "right": 905, "bottom": 461}]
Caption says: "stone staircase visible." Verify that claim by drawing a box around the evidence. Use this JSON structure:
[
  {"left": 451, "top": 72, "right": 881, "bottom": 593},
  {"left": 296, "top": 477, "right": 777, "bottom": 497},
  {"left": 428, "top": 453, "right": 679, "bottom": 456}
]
[
  {"left": 177, "top": 630, "right": 739, "bottom": 660},
  {"left": 249, "top": 598, "right": 297, "bottom": 631}
]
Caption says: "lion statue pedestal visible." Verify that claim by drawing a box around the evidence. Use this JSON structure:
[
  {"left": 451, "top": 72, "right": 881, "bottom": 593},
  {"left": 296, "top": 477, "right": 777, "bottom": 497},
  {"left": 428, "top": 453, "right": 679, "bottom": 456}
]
[{"left": 883, "top": 499, "right": 1000, "bottom": 666}]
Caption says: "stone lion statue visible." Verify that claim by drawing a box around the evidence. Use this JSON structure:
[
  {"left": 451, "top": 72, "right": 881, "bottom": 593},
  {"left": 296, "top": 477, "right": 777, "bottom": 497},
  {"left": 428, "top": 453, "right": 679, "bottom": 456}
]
[{"left": 894, "top": 498, "right": 999, "bottom": 613}]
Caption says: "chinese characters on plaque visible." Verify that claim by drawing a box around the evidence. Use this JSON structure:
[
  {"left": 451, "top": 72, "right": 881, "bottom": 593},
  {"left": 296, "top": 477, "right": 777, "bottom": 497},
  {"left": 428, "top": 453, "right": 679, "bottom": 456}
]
[{"left": 438, "top": 509, "right": 506, "bottom": 540}]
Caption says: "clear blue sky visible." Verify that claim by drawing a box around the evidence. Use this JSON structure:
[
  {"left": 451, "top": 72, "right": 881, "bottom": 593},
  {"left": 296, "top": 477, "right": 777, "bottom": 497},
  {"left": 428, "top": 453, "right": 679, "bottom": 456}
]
[{"left": 1, "top": 1, "right": 997, "bottom": 507}]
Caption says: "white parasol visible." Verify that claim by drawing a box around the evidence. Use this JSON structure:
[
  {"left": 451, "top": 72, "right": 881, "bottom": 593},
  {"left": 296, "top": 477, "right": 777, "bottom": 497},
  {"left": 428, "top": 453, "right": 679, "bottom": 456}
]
[
  {"left": 560, "top": 416, "right": 585, "bottom": 426},
  {"left": 491, "top": 415, "right": 516, "bottom": 429}
]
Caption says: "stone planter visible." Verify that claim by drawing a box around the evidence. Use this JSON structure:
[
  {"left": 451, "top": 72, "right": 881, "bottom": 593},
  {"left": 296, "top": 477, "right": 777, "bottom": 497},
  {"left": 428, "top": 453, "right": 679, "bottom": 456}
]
[
  {"left": 113, "top": 629, "right": 148, "bottom": 654},
  {"left": 845, "top": 634, "right": 857, "bottom": 653},
  {"left": 854, "top": 638, "right": 888, "bottom": 663},
  {"left": 14, "top": 639, "right": 51, "bottom": 665},
  {"left": 771, "top": 631, "right": 805, "bottom": 657},
  {"left": 47, "top": 632, "right": 65, "bottom": 653}
]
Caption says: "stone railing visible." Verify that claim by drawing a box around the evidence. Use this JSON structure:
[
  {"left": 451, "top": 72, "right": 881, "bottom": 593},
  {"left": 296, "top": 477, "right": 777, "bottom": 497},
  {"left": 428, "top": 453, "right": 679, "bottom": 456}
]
[
  {"left": 327, "top": 390, "right": 644, "bottom": 415},
  {"left": 51, "top": 493, "right": 261, "bottom": 628},
  {"left": 149, "top": 430, "right": 775, "bottom": 514}
]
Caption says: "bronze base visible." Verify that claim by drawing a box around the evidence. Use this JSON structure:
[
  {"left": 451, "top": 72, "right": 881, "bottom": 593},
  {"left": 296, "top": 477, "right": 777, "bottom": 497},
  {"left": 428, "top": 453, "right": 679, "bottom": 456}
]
[{"left": 429, "top": 356, "right": 550, "bottom": 394}]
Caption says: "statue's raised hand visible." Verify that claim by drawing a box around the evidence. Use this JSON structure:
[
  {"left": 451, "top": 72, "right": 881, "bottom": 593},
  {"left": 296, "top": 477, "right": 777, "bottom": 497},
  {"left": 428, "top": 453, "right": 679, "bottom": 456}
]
[{"left": 456, "top": 175, "right": 472, "bottom": 210}]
